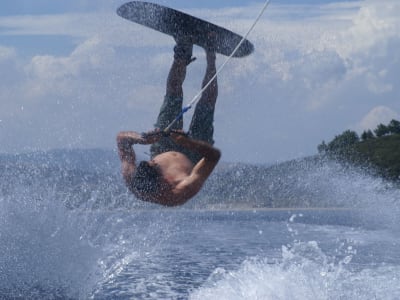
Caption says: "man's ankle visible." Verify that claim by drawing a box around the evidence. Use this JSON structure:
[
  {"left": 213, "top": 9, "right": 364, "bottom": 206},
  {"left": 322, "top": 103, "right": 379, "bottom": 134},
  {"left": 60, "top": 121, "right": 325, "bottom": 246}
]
[{"left": 174, "top": 42, "right": 196, "bottom": 65}]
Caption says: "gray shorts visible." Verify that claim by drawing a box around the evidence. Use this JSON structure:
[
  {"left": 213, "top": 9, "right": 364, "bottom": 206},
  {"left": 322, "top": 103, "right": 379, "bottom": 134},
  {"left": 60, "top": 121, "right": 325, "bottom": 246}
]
[{"left": 150, "top": 95, "right": 215, "bottom": 164}]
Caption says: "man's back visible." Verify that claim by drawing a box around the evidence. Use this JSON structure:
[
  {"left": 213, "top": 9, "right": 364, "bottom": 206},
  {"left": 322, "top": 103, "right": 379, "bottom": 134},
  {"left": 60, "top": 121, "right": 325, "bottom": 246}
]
[
  {"left": 138, "top": 151, "right": 196, "bottom": 206},
  {"left": 152, "top": 151, "right": 193, "bottom": 184},
  {"left": 117, "top": 131, "right": 220, "bottom": 206}
]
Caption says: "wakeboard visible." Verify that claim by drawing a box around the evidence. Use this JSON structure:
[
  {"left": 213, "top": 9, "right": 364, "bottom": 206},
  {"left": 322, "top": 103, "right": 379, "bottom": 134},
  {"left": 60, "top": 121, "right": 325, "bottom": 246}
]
[{"left": 117, "top": 1, "right": 254, "bottom": 57}]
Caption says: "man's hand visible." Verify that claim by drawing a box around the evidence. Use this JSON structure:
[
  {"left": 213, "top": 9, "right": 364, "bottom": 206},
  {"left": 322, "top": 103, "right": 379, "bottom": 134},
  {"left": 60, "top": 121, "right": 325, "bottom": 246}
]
[
  {"left": 141, "top": 128, "right": 187, "bottom": 144},
  {"left": 117, "top": 131, "right": 145, "bottom": 147},
  {"left": 141, "top": 128, "right": 166, "bottom": 144},
  {"left": 169, "top": 129, "right": 188, "bottom": 142}
]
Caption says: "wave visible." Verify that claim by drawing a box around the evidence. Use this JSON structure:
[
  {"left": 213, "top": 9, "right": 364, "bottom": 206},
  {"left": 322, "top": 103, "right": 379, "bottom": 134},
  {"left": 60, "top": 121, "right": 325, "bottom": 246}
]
[
  {"left": 1, "top": 149, "right": 400, "bottom": 298},
  {"left": 0, "top": 178, "right": 178, "bottom": 298},
  {"left": 0, "top": 187, "right": 101, "bottom": 298},
  {"left": 2, "top": 150, "right": 400, "bottom": 211},
  {"left": 190, "top": 241, "right": 400, "bottom": 300}
]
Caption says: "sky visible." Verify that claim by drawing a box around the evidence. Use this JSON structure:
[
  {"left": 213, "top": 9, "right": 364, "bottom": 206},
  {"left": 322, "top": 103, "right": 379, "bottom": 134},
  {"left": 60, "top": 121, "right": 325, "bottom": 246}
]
[{"left": 0, "top": 0, "right": 399, "bottom": 163}]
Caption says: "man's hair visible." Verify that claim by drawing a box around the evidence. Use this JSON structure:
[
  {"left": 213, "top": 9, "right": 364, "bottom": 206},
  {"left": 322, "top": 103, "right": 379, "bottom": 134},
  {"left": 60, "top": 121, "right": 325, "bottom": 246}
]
[{"left": 131, "top": 161, "right": 161, "bottom": 195}]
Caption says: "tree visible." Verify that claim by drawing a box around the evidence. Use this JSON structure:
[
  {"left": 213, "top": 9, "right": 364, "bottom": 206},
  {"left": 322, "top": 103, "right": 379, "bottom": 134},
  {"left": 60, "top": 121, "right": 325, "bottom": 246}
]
[
  {"left": 388, "top": 119, "right": 400, "bottom": 135},
  {"left": 374, "top": 123, "right": 390, "bottom": 137},
  {"left": 327, "top": 130, "right": 359, "bottom": 153},
  {"left": 317, "top": 141, "right": 327, "bottom": 154},
  {"left": 361, "top": 130, "right": 374, "bottom": 141},
  {"left": 326, "top": 130, "right": 360, "bottom": 157}
]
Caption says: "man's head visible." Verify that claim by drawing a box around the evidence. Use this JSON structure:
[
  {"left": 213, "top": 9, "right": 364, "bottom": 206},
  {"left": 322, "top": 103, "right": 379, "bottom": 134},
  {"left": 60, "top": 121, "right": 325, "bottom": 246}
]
[{"left": 131, "top": 161, "right": 161, "bottom": 195}]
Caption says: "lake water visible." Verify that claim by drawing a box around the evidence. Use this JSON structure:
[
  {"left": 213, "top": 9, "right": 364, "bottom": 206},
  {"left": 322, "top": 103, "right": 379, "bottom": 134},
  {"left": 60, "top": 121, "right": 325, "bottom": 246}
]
[
  {"left": 1, "top": 152, "right": 400, "bottom": 299},
  {"left": 1, "top": 199, "right": 399, "bottom": 299}
]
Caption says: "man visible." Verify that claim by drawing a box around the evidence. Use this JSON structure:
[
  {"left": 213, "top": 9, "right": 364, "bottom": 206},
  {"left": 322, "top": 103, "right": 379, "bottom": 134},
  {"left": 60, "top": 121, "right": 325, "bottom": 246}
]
[{"left": 116, "top": 37, "right": 221, "bottom": 206}]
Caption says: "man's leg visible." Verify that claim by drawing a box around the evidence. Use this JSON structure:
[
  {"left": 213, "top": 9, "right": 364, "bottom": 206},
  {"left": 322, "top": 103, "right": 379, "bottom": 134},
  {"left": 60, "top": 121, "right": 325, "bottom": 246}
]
[
  {"left": 165, "top": 58, "right": 187, "bottom": 99},
  {"left": 166, "top": 38, "right": 196, "bottom": 98},
  {"left": 150, "top": 40, "right": 194, "bottom": 157},
  {"left": 188, "top": 51, "right": 218, "bottom": 145}
]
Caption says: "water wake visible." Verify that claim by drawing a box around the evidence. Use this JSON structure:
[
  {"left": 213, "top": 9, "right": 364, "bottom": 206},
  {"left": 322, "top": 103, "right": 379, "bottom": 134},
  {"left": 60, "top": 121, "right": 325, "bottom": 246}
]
[
  {"left": 0, "top": 186, "right": 101, "bottom": 299},
  {"left": 1, "top": 151, "right": 399, "bottom": 299},
  {"left": 190, "top": 241, "right": 400, "bottom": 300}
]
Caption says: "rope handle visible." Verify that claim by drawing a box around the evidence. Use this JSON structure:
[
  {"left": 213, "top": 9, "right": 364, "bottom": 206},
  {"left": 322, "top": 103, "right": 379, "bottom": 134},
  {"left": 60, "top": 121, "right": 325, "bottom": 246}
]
[{"left": 141, "top": 129, "right": 188, "bottom": 138}]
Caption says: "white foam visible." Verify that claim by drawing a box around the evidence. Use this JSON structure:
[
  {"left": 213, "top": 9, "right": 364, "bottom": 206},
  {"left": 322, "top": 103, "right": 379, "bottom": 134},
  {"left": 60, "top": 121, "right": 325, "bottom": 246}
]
[
  {"left": 0, "top": 184, "right": 101, "bottom": 298},
  {"left": 190, "top": 241, "right": 400, "bottom": 300}
]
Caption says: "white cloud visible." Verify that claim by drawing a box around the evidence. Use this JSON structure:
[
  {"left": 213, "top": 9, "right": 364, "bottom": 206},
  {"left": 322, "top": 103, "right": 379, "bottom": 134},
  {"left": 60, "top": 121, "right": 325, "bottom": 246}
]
[
  {"left": 0, "top": 13, "right": 106, "bottom": 37},
  {"left": 358, "top": 106, "right": 400, "bottom": 132},
  {"left": 21, "top": 36, "right": 117, "bottom": 99},
  {"left": 331, "top": 0, "right": 400, "bottom": 99},
  {"left": 1, "top": 1, "right": 400, "bottom": 162},
  {"left": 337, "top": 0, "right": 400, "bottom": 58},
  {"left": 0, "top": 45, "right": 16, "bottom": 62},
  {"left": 366, "top": 70, "right": 393, "bottom": 94}
]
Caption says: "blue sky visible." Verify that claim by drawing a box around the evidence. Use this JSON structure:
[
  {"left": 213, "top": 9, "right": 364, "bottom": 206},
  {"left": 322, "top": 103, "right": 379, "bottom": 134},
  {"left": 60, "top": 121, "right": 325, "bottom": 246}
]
[
  {"left": 1, "top": 0, "right": 399, "bottom": 163},
  {"left": 0, "top": 0, "right": 356, "bottom": 14}
]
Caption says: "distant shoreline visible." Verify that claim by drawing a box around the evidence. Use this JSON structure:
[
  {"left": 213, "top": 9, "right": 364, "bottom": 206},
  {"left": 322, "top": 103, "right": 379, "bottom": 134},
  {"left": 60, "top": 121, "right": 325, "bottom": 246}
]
[
  {"left": 84, "top": 207, "right": 359, "bottom": 213},
  {"left": 195, "top": 207, "right": 357, "bottom": 212}
]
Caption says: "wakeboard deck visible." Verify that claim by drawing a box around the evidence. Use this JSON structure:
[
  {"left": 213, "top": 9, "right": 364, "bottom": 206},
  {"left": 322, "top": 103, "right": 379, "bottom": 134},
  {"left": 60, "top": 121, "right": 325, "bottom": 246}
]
[{"left": 117, "top": 1, "right": 254, "bottom": 57}]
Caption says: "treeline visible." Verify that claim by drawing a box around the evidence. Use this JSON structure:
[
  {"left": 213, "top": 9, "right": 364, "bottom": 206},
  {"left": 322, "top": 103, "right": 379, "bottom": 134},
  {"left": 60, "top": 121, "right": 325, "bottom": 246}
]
[{"left": 317, "top": 119, "right": 400, "bottom": 181}]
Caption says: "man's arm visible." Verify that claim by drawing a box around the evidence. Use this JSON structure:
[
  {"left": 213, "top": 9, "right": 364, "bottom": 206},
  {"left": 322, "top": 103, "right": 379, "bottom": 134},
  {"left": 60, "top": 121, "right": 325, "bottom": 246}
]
[
  {"left": 116, "top": 130, "right": 162, "bottom": 185},
  {"left": 170, "top": 132, "right": 221, "bottom": 162},
  {"left": 169, "top": 132, "right": 221, "bottom": 200}
]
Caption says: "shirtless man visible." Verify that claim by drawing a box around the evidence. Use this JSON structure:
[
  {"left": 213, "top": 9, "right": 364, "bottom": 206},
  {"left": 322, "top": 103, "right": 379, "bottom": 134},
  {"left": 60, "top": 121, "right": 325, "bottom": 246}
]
[{"left": 116, "top": 37, "right": 221, "bottom": 206}]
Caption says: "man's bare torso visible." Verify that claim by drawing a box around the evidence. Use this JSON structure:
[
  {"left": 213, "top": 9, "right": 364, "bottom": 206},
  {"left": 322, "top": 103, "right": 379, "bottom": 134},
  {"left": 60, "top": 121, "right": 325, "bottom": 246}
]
[
  {"left": 134, "top": 150, "right": 202, "bottom": 206},
  {"left": 117, "top": 131, "right": 220, "bottom": 206},
  {"left": 152, "top": 151, "right": 194, "bottom": 186}
]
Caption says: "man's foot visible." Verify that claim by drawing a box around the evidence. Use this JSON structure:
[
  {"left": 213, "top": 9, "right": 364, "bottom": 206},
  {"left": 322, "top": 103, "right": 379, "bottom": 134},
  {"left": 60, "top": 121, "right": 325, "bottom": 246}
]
[{"left": 173, "top": 34, "right": 196, "bottom": 65}]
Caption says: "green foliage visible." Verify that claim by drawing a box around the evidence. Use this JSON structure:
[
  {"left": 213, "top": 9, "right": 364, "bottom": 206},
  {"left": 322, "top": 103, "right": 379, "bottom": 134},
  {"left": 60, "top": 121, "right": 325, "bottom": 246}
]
[
  {"left": 317, "top": 140, "right": 327, "bottom": 154},
  {"left": 361, "top": 130, "right": 374, "bottom": 141},
  {"left": 319, "top": 130, "right": 359, "bottom": 157},
  {"left": 374, "top": 123, "right": 390, "bottom": 137},
  {"left": 318, "top": 119, "right": 400, "bottom": 181},
  {"left": 328, "top": 130, "right": 359, "bottom": 150},
  {"left": 354, "top": 135, "right": 400, "bottom": 180},
  {"left": 388, "top": 119, "right": 400, "bottom": 134}
]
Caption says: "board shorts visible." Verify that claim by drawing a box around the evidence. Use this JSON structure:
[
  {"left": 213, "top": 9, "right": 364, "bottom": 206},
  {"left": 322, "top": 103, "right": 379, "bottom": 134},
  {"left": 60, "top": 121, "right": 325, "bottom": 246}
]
[{"left": 150, "top": 95, "right": 215, "bottom": 164}]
